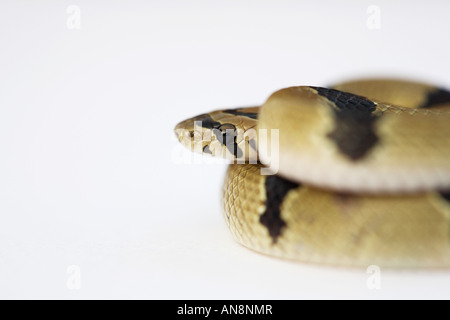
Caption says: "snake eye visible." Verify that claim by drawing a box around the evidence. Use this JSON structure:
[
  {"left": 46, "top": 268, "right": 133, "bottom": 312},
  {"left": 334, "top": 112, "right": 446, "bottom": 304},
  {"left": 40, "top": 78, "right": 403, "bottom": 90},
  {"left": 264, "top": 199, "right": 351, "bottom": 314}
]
[
  {"left": 218, "top": 123, "right": 236, "bottom": 132},
  {"left": 212, "top": 123, "right": 237, "bottom": 144},
  {"left": 218, "top": 123, "right": 237, "bottom": 143}
]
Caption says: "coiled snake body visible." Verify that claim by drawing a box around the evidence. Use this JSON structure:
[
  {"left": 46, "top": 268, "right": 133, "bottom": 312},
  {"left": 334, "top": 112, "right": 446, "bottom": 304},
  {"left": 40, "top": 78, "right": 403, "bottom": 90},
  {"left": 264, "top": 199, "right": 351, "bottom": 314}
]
[{"left": 175, "top": 79, "right": 450, "bottom": 267}]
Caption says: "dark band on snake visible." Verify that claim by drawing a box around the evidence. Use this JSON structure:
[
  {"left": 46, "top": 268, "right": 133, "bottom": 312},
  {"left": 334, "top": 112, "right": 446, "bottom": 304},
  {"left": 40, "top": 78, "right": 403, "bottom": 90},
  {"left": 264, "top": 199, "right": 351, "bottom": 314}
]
[
  {"left": 197, "top": 115, "right": 243, "bottom": 158},
  {"left": 312, "top": 87, "right": 379, "bottom": 161},
  {"left": 260, "top": 175, "right": 300, "bottom": 243},
  {"left": 440, "top": 191, "right": 450, "bottom": 203},
  {"left": 212, "top": 127, "right": 243, "bottom": 158},
  {"left": 223, "top": 109, "right": 258, "bottom": 119},
  {"left": 421, "top": 88, "right": 450, "bottom": 108},
  {"left": 197, "top": 114, "right": 222, "bottom": 130}
]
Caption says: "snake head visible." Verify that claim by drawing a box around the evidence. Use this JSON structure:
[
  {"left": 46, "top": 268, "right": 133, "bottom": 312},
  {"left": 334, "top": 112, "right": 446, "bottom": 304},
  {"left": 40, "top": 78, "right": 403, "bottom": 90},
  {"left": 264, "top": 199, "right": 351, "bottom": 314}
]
[{"left": 174, "top": 107, "right": 259, "bottom": 162}]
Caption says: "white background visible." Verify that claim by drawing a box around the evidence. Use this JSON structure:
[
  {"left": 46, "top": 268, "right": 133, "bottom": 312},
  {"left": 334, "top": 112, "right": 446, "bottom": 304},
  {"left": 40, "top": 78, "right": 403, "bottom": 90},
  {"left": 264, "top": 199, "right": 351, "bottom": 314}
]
[{"left": 1, "top": 0, "right": 450, "bottom": 299}]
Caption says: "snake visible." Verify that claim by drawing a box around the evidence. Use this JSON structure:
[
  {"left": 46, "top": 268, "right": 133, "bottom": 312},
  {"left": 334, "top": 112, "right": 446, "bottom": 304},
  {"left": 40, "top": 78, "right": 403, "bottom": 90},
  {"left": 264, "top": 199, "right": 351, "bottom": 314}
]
[{"left": 174, "top": 79, "right": 450, "bottom": 268}]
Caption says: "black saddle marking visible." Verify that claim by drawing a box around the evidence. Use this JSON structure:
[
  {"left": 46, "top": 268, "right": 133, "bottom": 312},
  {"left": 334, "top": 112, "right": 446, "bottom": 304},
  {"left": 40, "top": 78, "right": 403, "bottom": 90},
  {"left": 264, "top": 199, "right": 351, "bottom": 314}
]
[
  {"left": 420, "top": 88, "right": 450, "bottom": 108},
  {"left": 312, "top": 87, "right": 379, "bottom": 161},
  {"left": 260, "top": 175, "right": 300, "bottom": 244}
]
